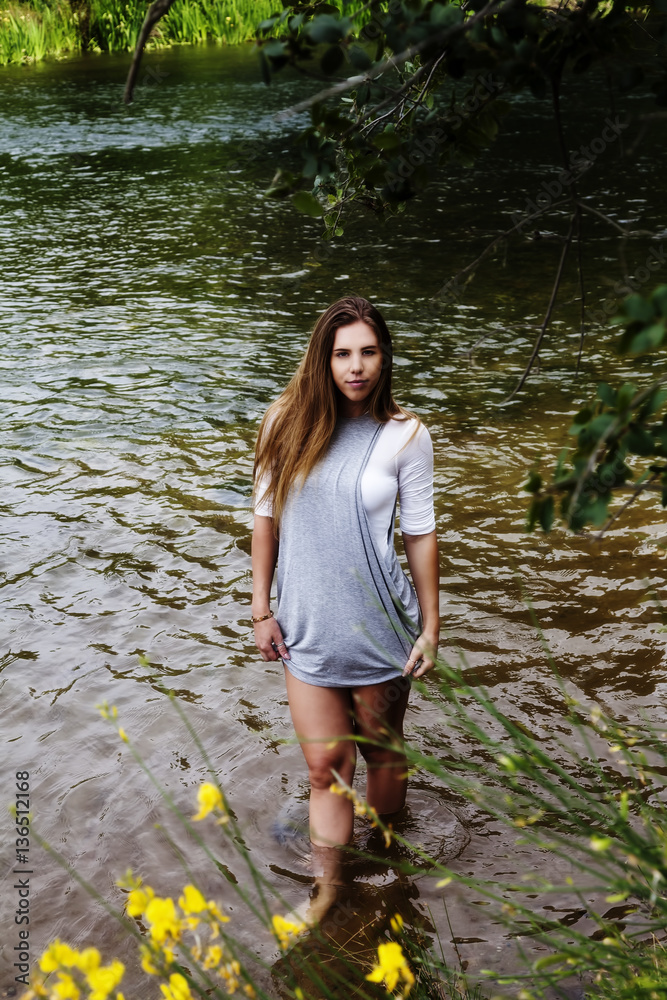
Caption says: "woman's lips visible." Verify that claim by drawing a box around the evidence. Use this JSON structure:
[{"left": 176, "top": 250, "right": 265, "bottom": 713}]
[{"left": 347, "top": 380, "right": 367, "bottom": 388}]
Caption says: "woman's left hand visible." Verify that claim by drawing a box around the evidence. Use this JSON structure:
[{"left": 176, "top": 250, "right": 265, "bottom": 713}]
[{"left": 402, "top": 631, "right": 439, "bottom": 678}]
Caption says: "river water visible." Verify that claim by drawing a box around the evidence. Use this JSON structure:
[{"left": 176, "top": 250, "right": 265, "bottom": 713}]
[{"left": 0, "top": 39, "right": 666, "bottom": 998}]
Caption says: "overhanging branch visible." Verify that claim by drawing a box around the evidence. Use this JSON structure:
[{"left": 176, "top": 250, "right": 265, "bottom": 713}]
[{"left": 123, "top": 0, "right": 179, "bottom": 104}]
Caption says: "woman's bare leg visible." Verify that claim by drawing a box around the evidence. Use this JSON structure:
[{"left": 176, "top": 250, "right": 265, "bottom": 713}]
[
  {"left": 284, "top": 668, "right": 357, "bottom": 847},
  {"left": 353, "top": 676, "right": 411, "bottom": 815}
]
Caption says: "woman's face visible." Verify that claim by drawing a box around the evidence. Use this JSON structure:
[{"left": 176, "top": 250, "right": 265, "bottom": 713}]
[{"left": 330, "top": 320, "right": 383, "bottom": 417}]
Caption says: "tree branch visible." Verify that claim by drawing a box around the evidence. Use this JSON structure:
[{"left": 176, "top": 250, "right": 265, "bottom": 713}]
[
  {"left": 576, "top": 200, "right": 655, "bottom": 238},
  {"left": 277, "top": 0, "right": 511, "bottom": 119},
  {"left": 501, "top": 214, "right": 576, "bottom": 404},
  {"left": 567, "top": 376, "right": 667, "bottom": 525},
  {"left": 123, "top": 0, "right": 178, "bottom": 104},
  {"left": 591, "top": 472, "right": 661, "bottom": 540}
]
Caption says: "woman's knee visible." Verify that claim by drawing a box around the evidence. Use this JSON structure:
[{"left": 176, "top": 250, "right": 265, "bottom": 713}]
[
  {"left": 307, "top": 751, "right": 355, "bottom": 791},
  {"left": 358, "top": 743, "right": 405, "bottom": 768}
]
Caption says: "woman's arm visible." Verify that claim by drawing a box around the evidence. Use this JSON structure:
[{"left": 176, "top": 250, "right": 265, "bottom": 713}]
[
  {"left": 402, "top": 529, "right": 440, "bottom": 677},
  {"left": 251, "top": 515, "right": 289, "bottom": 661}
]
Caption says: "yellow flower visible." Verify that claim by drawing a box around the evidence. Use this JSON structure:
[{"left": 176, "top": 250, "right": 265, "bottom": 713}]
[
  {"left": 87, "top": 961, "right": 125, "bottom": 1000},
  {"left": 160, "top": 972, "right": 192, "bottom": 1000},
  {"left": 219, "top": 960, "right": 241, "bottom": 993},
  {"left": 162, "top": 944, "right": 177, "bottom": 965},
  {"left": 192, "top": 782, "right": 224, "bottom": 821},
  {"left": 271, "top": 913, "right": 306, "bottom": 950},
  {"left": 53, "top": 972, "right": 81, "bottom": 1000},
  {"left": 139, "top": 945, "right": 160, "bottom": 976},
  {"left": 127, "top": 885, "right": 154, "bottom": 917},
  {"left": 39, "top": 941, "right": 78, "bottom": 973},
  {"left": 178, "top": 884, "right": 207, "bottom": 914},
  {"left": 118, "top": 727, "right": 128, "bottom": 742},
  {"left": 145, "top": 896, "right": 182, "bottom": 943},
  {"left": 203, "top": 944, "right": 223, "bottom": 969},
  {"left": 74, "top": 947, "right": 101, "bottom": 974},
  {"left": 390, "top": 913, "right": 404, "bottom": 933},
  {"left": 366, "top": 941, "right": 415, "bottom": 994},
  {"left": 206, "top": 898, "right": 229, "bottom": 924}
]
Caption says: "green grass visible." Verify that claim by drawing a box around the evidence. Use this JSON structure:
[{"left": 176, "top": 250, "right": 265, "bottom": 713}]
[
  {"left": 21, "top": 649, "right": 667, "bottom": 1000},
  {"left": 0, "top": 0, "right": 79, "bottom": 64},
  {"left": 0, "top": 0, "right": 281, "bottom": 64}
]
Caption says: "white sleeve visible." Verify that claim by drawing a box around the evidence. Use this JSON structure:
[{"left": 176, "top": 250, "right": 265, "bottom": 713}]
[
  {"left": 254, "top": 470, "right": 273, "bottom": 517},
  {"left": 397, "top": 423, "right": 436, "bottom": 535}
]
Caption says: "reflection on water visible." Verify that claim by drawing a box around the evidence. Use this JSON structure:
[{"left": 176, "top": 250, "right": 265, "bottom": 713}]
[{"left": 0, "top": 41, "right": 666, "bottom": 996}]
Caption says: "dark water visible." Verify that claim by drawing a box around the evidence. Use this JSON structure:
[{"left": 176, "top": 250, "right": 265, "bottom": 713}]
[{"left": 0, "top": 41, "right": 666, "bottom": 996}]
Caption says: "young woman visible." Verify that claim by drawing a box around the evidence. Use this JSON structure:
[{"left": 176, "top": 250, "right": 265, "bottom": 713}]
[{"left": 252, "top": 295, "right": 439, "bottom": 856}]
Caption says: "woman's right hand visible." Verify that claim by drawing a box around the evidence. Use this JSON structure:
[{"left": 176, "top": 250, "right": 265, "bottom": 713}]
[{"left": 254, "top": 617, "right": 290, "bottom": 661}]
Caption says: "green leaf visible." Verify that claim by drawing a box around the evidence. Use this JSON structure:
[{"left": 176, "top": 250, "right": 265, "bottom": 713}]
[
  {"left": 587, "top": 495, "right": 611, "bottom": 526},
  {"left": 643, "top": 387, "right": 667, "bottom": 416},
  {"left": 374, "top": 130, "right": 401, "bottom": 151},
  {"left": 526, "top": 497, "right": 540, "bottom": 532},
  {"left": 539, "top": 495, "right": 554, "bottom": 533},
  {"left": 321, "top": 45, "right": 344, "bottom": 75},
  {"left": 348, "top": 45, "right": 372, "bottom": 71},
  {"left": 355, "top": 83, "right": 371, "bottom": 106},
  {"left": 597, "top": 383, "right": 617, "bottom": 407},
  {"left": 651, "top": 284, "right": 667, "bottom": 315},
  {"left": 525, "top": 470, "right": 542, "bottom": 494},
  {"left": 307, "top": 15, "right": 351, "bottom": 45},
  {"left": 292, "top": 191, "right": 323, "bottom": 217},
  {"left": 263, "top": 40, "right": 286, "bottom": 59},
  {"left": 257, "top": 16, "right": 278, "bottom": 34},
  {"left": 624, "top": 293, "right": 654, "bottom": 324},
  {"left": 587, "top": 413, "right": 617, "bottom": 438},
  {"left": 626, "top": 426, "right": 656, "bottom": 456},
  {"left": 628, "top": 322, "right": 666, "bottom": 355},
  {"left": 430, "top": 4, "right": 464, "bottom": 27},
  {"left": 534, "top": 953, "right": 568, "bottom": 971},
  {"left": 616, "top": 383, "right": 638, "bottom": 411},
  {"left": 570, "top": 407, "right": 592, "bottom": 430}
]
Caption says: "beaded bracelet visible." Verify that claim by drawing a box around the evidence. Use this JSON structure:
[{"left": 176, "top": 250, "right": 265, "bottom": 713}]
[{"left": 251, "top": 610, "right": 274, "bottom": 624}]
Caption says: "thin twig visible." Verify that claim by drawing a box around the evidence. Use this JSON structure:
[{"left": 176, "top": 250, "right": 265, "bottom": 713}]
[
  {"left": 591, "top": 472, "right": 661, "bottom": 540},
  {"left": 577, "top": 200, "right": 655, "bottom": 237},
  {"left": 567, "top": 377, "right": 667, "bottom": 523},
  {"left": 575, "top": 205, "right": 586, "bottom": 375},
  {"left": 436, "top": 199, "right": 571, "bottom": 306},
  {"left": 277, "top": 0, "right": 510, "bottom": 119},
  {"left": 501, "top": 214, "right": 576, "bottom": 404}
]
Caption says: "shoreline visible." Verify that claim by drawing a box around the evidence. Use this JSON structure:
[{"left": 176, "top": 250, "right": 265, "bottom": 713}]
[{"left": 0, "top": 0, "right": 275, "bottom": 67}]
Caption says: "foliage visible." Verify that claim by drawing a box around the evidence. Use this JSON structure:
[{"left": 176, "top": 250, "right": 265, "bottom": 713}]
[
  {"left": 253, "top": 2, "right": 667, "bottom": 531},
  {"left": 0, "top": 0, "right": 277, "bottom": 61},
  {"left": 21, "top": 701, "right": 432, "bottom": 1000},
  {"left": 526, "top": 284, "right": 667, "bottom": 532},
  {"left": 21, "top": 659, "right": 667, "bottom": 1000},
  {"left": 256, "top": 2, "right": 667, "bottom": 231},
  {"left": 0, "top": 0, "right": 79, "bottom": 64},
  {"left": 365, "top": 653, "right": 667, "bottom": 999}
]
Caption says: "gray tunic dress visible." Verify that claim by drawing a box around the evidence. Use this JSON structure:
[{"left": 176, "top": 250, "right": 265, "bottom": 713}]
[{"left": 276, "top": 413, "right": 421, "bottom": 687}]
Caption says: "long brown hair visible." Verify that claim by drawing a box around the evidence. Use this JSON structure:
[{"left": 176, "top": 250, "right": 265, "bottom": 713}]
[{"left": 254, "top": 295, "right": 411, "bottom": 525}]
